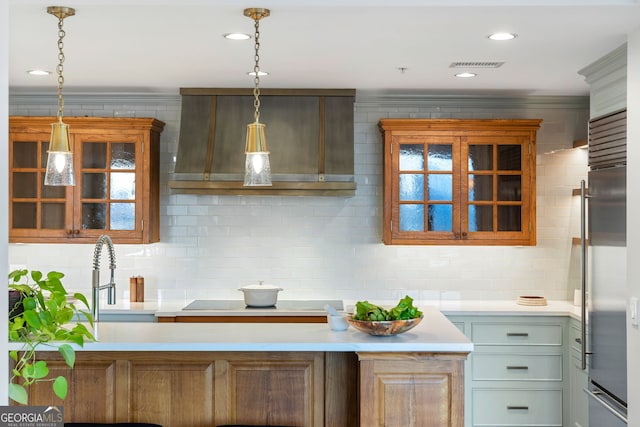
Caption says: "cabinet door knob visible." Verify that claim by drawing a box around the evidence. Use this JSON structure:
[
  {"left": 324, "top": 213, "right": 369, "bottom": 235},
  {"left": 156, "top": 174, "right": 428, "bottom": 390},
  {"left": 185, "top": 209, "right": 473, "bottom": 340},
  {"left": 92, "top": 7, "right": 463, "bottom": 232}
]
[
  {"left": 65, "top": 229, "right": 73, "bottom": 235},
  {"left": 73, "top": 229, "right": 80, "bottom": 235}
]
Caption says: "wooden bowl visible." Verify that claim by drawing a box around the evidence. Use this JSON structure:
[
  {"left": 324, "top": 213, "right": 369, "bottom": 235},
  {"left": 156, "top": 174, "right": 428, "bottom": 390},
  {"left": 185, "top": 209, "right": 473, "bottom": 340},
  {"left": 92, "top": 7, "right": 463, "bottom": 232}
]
[{"left": 346, "top": 315, "right": 423, "bottom": 336}]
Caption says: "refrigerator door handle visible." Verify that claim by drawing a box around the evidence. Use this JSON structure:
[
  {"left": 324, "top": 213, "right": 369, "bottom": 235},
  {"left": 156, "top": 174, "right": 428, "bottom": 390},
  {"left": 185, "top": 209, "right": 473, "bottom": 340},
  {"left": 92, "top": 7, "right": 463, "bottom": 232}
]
[
  {"left": 580, "top": 179, "right": 590, "bottom": 370},
  {"left": 585, "top": 388, "right": 628, "bottom": 423}
]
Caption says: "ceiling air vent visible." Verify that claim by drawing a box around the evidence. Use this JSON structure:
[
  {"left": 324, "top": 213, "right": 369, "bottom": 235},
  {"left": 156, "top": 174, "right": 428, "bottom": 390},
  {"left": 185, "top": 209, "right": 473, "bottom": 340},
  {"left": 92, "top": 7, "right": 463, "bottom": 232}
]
[{"left": 449, "top": 61, "right": 505, "bottom": 68}]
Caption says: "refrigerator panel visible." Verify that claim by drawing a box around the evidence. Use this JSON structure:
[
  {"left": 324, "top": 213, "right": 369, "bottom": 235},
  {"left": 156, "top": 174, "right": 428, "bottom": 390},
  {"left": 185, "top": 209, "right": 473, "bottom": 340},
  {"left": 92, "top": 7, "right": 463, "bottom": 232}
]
[
  {"left": 588, "top": 165, "right": 627, "bottom": 405},
  {"left": 587, "top": 384, "right": 627, "bottom": 426}
]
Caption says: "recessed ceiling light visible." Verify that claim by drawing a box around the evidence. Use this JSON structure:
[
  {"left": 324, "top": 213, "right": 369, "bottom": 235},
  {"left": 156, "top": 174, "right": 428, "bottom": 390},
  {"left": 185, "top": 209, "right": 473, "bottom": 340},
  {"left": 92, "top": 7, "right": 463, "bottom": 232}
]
[
  {"left": 489, "top": 32, "right": 516, "bottom": 41},
  {"left": 455, "top": 72, "right": 477, "bottom": 78},
  {"left": 248, "top": 71, "right": 268, "bottom": 77},
  {"left": 27, "top": 69, "right": 51, "bottom": 76},
  {"left": 224, "top": 33, "right": 251, "bottom": 40}
]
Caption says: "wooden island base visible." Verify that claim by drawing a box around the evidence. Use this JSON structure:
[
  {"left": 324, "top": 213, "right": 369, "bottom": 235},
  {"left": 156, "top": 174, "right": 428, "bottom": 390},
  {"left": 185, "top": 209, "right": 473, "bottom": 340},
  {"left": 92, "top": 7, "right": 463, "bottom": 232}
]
[{"left": 18, "top": 350, "right": 467, "bottom": 427}]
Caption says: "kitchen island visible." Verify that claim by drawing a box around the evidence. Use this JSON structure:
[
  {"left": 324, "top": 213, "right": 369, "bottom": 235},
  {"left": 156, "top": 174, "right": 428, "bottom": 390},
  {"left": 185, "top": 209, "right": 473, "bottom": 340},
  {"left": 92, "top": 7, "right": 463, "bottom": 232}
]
[{"left": 9, "top": 307, "right": 472, "bottom": 427}]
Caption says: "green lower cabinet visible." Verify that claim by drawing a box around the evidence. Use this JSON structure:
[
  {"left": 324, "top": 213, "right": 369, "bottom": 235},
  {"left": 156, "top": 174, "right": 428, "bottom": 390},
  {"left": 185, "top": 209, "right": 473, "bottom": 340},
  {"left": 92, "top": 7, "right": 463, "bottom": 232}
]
[
  {"left": 569, "top": 319, "right": 589, "bottom": 427},
  {"left": 472, "top": 389, "right": 563, "bottom": 426},
  {"left": 447, "top": 315, "right": 570, "bottom": 427}
]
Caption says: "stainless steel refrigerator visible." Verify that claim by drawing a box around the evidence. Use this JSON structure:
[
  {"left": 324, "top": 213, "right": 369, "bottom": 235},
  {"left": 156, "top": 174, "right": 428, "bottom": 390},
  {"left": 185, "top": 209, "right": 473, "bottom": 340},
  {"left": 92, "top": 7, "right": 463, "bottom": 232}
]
[{"left": 581, "top": 109, "right": 627, "bottom": 426}]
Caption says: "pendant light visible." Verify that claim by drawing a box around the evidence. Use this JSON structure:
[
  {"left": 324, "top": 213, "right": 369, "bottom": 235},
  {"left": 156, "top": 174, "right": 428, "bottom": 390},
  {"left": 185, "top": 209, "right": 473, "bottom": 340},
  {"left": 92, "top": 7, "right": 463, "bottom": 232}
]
[
  {"left": 243, "top": 8, "right": 272, "bottom": 187},
  {"left": 44, "top": 6, "right": 75, "bottom": 186}
]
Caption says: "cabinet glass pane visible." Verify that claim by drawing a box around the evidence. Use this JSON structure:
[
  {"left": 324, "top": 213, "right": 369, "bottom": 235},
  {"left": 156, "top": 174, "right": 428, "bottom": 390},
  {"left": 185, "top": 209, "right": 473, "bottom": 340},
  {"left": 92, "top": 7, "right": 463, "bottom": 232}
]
[
  {"left": 13, "top": 172, "right": 37, "bottom": 198},
  {"left": 110, "top": 172, "right": 135, "bottom": 200},
  {"left": 82, "top": 173, "right": 107, "bottom": 199},
  {"left": 111, "top": 143, "right": 135, "bottom": 170},
  {"left": 82, "top": 142, "right": 107, "bottom": 169},
  {"left": 41, "top": 174, "right": 66, "bottom": 199},
  {"left": 399, "top": 204, "right": 424, "bottom": 231},
  {"left": 468, "top": 175, "right": 493, "bottom": 201},
  {"left": 498, "top": 175, "right": 522, "bottom": 201},
  {"left": 13, "top": 142, "right": 37, "bottom": 168},
  {"left": 41, "top": 203, "right": 65, "bottom": 229},
  {"left": 427, "top": 174, "right": 452, "bottom": 201},
  {"left": 399, "top": 145, "right": 424, "bottom": 170},
  {"left": 12, "top": 203, "right": 36, "bottom": 228},
  {"left": 427, "top": 145, "right": 452, "bottom": 171},
  {"left": 498, "top": 206, "right": 522, "bottom": 231},
  {"left": 82, "top": 203, "right": 106, "bottom": 229},
  {"left": 428, "top": 204, "right": 452, "bottom": 231},
  {"left": 110, "top": 202, "right": 135, "bottom": 230},
  {"left": 399, "top": 174, "right": 423, "bottom": 201},
  {"left": 469, "top": 205, "right": 493, "bottom": 232},
  {"left": 498, "top": 145, "right": 521, "bottom": 170},
  {"left": 468, "top": 145, "right": 493, "bottom": 171}
]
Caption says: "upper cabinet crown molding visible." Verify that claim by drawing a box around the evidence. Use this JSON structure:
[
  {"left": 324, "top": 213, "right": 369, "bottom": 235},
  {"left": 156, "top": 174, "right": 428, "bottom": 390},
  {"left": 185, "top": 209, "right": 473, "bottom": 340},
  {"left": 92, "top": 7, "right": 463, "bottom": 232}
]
[{"left": 578, "top": 43, "right": 627, "bottom": 119}]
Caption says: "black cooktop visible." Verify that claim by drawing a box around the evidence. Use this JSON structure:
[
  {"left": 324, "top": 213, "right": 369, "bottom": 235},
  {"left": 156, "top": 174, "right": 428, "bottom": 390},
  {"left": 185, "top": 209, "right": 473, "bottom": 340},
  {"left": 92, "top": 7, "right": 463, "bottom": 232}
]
[{"left": 182, "top": 299, "right": 343, "bottom": 311}]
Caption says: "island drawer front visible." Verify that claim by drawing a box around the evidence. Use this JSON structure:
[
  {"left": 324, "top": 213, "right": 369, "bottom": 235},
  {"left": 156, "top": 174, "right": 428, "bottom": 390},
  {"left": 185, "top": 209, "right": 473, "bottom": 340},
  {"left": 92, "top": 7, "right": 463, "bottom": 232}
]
[
  {"left": 471, "top": 323, "right": 562, "bottom": 346},
  {"left": 472, "top": 389, "right": 562, "bottom": 426},
  {"left": 472, "top": 354, "right": 562, "bottom": 381}
]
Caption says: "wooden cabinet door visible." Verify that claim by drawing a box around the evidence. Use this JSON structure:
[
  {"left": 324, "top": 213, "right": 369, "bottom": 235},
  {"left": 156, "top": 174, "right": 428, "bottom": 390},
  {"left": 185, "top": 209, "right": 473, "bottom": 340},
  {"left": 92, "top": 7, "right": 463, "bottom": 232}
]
[
  {"left": 358, "top": 352, "right": 467, "bottom": 427},
  {"left": 215, "top": 352, "right": 324, "bottom": 427},
  {"left": 72, "top": 134, "right": 144, "bottom": 242},
  {"left": 9, "top": 132, "right": 74, "bottom": 241}
]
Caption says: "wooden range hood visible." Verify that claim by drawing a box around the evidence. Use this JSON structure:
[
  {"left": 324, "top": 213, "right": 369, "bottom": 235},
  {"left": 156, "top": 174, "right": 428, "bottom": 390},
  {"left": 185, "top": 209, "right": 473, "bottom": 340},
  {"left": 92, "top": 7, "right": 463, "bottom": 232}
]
[{"left": 169, "top": 88, "right": 356, "bottom": 196}]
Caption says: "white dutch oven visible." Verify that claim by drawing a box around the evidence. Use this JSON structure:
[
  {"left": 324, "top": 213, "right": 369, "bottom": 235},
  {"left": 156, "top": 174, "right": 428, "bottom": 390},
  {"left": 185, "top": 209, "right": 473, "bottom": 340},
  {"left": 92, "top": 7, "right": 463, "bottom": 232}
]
[{"left": 238, "top": 281, "right": 283, "bottom": 307}]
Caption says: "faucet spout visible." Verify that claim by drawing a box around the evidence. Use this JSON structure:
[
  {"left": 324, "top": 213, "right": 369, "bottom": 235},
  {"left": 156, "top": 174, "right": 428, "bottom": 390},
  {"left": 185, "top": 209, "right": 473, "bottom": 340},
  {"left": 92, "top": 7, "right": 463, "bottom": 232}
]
[{"left": 92, "top": 234, "right": 117, "bottom": 322}]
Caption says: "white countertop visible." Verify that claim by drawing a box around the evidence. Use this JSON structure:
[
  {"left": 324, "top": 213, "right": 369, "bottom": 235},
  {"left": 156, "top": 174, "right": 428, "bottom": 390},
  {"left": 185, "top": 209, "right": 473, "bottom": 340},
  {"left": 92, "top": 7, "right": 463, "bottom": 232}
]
[
  {"left": 98, "top": 298, "right": 582, "bottom": 320},
  {"left": 8, "top": 307, "right": 473, "bottom": 353}
]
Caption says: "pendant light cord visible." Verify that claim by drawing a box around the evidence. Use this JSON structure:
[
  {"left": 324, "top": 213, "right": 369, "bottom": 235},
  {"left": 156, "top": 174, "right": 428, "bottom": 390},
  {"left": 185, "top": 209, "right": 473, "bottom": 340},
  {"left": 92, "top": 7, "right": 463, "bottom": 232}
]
[
  {"left": 252, "top": 17, "right": 261, "bottom": 123},
  {"left": 55, "top": 15, "right": 66, "bottom": 123}
]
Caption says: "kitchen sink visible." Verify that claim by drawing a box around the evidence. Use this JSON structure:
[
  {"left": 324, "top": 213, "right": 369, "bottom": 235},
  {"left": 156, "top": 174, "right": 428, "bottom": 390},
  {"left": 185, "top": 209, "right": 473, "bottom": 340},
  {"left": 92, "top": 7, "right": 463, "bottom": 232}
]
[{"left": 182, "top": 299, "right": 344, "bottom": 311}]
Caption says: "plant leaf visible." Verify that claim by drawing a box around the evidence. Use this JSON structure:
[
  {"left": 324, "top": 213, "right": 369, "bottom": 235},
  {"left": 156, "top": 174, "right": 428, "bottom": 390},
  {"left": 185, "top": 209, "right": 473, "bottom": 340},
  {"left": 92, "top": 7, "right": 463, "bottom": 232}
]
[
  {"left": 31, "top": 360, "right": 49, "bottom": 379},
  {"left": 53, "top": 376, "right": 68, "bottom": 400},
  {"left": 9, "top": 383, "right": 28, "bottom": 405},
  {"left": 58, "top": 344, "right": 76, "bottom": 368},
  {"left": 30, "top": 270, "right": 43, "bottom": 283},
  {"left": 73, "top": 292, "right": 91, "bottom": 310},
  {"left": 23, "top": 310, "right": 42, "bottom": 329}
]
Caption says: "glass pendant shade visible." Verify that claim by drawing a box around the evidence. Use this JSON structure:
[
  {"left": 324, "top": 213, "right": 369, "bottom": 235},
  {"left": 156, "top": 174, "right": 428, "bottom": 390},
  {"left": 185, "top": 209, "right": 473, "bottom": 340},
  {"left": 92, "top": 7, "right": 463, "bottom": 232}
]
[
  {"left": 244, "top": 121, "right": 272, "bottom": 186},
  {"left": 44, "top": 121, "right": 75, "bottom": 186}
]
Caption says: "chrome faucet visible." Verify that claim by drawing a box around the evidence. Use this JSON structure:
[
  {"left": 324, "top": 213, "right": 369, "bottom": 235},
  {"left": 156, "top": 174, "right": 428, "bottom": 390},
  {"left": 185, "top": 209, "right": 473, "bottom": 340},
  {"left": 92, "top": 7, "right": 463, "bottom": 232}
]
[{"left": 92, "top": 234, "right": 116, "bottom": 322}]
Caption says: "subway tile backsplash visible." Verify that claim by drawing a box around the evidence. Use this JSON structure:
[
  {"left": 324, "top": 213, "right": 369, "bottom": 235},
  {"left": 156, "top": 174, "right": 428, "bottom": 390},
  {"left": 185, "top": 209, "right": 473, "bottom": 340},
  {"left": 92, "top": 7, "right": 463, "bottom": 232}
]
[{"left": 8, "top": 92, "right": 589, "bottom": 302}]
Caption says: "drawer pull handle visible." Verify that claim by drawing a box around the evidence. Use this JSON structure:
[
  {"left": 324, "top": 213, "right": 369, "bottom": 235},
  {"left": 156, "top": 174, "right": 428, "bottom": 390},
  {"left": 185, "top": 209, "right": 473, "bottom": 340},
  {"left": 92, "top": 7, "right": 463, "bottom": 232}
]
[
  {"left": 507, "top": 406, "right": 529, "bottom": 410},
  {"left": 506, "top": 366, "right": 529, "bottom": 370},
  {"left": 506, "top": 332, "right": 529, "bottom": 337}
]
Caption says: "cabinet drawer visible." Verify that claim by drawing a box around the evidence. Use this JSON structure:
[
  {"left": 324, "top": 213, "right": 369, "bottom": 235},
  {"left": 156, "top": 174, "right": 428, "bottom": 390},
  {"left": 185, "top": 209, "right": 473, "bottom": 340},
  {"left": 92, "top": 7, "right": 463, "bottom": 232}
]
[
  {"left": 473, "top": 389, "right": 562, "bottom": 426},
  {"left": 472, "top": 354, "right": 562, "bottom": 381},
  {"left": 472, "top": 323, "right": 562, "bottom": 346},
  {"left": 570, "top": 324, "right": 584, "bottom": 352}
]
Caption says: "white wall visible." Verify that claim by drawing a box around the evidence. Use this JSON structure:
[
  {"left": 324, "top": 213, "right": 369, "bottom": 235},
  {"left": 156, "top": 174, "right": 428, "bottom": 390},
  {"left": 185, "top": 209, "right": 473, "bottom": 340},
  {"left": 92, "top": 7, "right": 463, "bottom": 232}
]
[
  {"left": 626, "top": 27, "right": 640, "bottom": 427},
  {"left": 1, "top": 0, "right": 10, "bottom": 406},
  {"left": 8, "top": 94, "right": 588, "bottom": 303}
]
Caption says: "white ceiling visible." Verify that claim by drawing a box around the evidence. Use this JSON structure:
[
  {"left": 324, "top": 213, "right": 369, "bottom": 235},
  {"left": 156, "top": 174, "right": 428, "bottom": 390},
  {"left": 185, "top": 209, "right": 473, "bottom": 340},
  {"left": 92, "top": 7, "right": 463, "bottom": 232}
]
[{"left": 8, "top": 0, "right": 640, "bottom": 96}]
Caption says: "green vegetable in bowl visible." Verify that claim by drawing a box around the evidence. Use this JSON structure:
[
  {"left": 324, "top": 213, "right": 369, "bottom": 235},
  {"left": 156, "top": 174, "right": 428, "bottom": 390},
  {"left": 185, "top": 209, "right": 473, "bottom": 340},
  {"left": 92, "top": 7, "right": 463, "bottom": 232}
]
[
  {"left": 354, "top": 295, "right": 422, "bottom": 321},
  {"left": 389, "top": 295, "right": 422, "bottom": 320}
]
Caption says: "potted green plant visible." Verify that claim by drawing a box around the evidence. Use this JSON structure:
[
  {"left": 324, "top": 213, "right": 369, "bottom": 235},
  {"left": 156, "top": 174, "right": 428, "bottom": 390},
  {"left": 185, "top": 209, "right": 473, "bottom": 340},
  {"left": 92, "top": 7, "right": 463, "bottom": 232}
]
[{"left": 8, "top": 269, "right": 95, "bottom": 405}]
